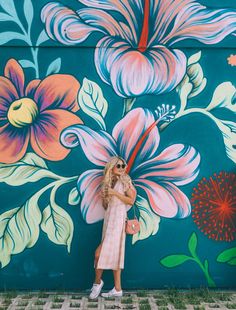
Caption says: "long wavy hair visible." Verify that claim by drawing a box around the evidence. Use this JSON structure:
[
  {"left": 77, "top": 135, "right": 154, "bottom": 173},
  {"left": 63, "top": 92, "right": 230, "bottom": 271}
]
[{"left": 101, "top": 156, "right": 132, "bottom": 209}]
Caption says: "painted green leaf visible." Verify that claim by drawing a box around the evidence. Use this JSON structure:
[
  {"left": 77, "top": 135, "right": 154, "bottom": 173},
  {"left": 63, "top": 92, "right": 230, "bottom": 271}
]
[
  {"left": 206, "top": 82, "right": 236, "bottom": 114},
  {"left": 78, "top": 78, "right": 108, "bottom": 130},
  {"left": 200, "top": 109, "right": 236, "bottom": 164},
  {"left": 217, "top": 247, "right": 236, "bottom": 265},
  {"left": 213, "top": 118, "right": 236, "bottom": 164},
  {"left": 0, "top": 152, "right": 58, "bottom": 186},
  {"left": 19, "top": 59, "right": 35, "bottom": 68},
  {"left": 187, "top": 51, "right": 202, "bottom": 65},
  {"left": 0, "top": 12, "right": 12, "bottom": 21},
  {"left": 228, "top": 258, "right": 236, "bottom": 266},
  {"left": 41, "top": 201, "right": 74, "bottom": 252},
  {"left": 160, "top": 255, "right": 191, "bottom": 268},
  {"left": 203, "top": 82, "right": 236, "bottom": 164},
  {"left": 188, "top": 232, "right": 198, "bottom": 257},
  {"left": 132, "top": 195, "right": 160, "bottom": 244},
  {"left": 0, "top": 195, "right": 42, "bottom": 268},
  {"left": 0, "top": 32, "right": 25, "bottom": 45},
  {"left": 176, "top": 51, "right": 207, "bottom": 112},
  {"left": 0, "top": 0, "right": 17, "bottom": 17},
  {"left": 187, "top": 63, "right": 207, "bottom": 99},
  {"left": 23, "top": 0, "right": 33, "bottom": 30},
  {"left": 68, "top": 187, "right": 80, "bottom": 206},
  {"left": 36, "top": 29, "right": 49, "bottom": 46},
  {"left": 46, "top": 57, "right": 61, "bottom": 75}
]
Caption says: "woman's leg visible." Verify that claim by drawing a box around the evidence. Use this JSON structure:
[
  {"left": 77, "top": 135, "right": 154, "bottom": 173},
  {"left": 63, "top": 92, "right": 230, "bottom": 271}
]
[
  {"left": 94, "top": 243, "right": 104, "bottom": 284},
  {"left": 113, "top": 269, "right": 122, "bottom": 291}
]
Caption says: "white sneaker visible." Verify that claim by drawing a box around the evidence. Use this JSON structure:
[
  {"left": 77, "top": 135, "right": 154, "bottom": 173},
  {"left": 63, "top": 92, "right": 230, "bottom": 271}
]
[
  {"left": 89, "top": 279, "right": 104, "bottom": 299},
  {"left": 101, "top": 287, "right": 123, "bottom": 298}
]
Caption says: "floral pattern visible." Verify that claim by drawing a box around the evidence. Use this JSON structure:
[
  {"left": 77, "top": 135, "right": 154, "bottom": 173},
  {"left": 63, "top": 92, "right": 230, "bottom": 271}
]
[
  {"left": 0, "top": 0, "right": 235, "bottom": 289},
  {"left": 41, "top": 0, "right": 236, "bottom": 97},
  {"left": 0, "top": 59, "right": 82, "bottom": 163},
  {"left": 61, "top": 108, "right": 200, "bottom": 223},
  {"left": 191, "top": 172, "right": 236, "bottom": 242}
]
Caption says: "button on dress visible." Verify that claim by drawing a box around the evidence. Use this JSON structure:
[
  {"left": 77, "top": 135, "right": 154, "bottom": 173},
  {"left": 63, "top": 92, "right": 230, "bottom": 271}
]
[{"left": 96, "top": 177, "right": 135, "bottom": 270}]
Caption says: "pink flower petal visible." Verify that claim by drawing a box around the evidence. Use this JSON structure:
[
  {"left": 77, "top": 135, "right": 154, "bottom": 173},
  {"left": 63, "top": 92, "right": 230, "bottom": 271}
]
[
  {"left": 109, "top": 49, "right": 155, "bottom": 97},
  {"left": 78, "top": 8, "right": 128, "bottom": 40},
  {"left": 150, "top": 0, "right": 236, "bottom": 46},
  {"left": 79, "top": 0, "right": 142, "bottom": 41},
  {"left": 135, "top": 179, "right": 191, "bottom": 218},
  {"left": 61, "top": 124, "right": 117, "bottom": 166},
  {"left": 41, "top": 2, "right": 100, "bottom": 45},
  {"left": 4, "top": 59, "right": 25, "bottom": 97},
  {"left": 94, "top": 37, "right": 130, "bottom": 87},
  {"left": 30, "top": 109, "right": 83, "bottom": 161},
  {"left": 34, "top": 74, "right": 80, "bottom": 112},
  {"left": 147, "top": 46, "right": 186, "bottom": 94},
  {"left": 95, "top": 37, "right": 186, "bottom": 97},
  {"left": 0, "top": 77, "right": 19, "bottom": 116},
  {"left": 77, "top": 169, "right": 105, "bottom": 223},
  {"left": 79, "top": 0, "right": 142, "bottom": 14},
  {"left": 112, "top": 108, "right": 160, "bottom": 169},
  {"left": 25, "top": 79, "right": 41, "bottom": 98},
  {"left": 133, "top": 144, "right": 201, "bottom": 186},
  {"left": 0, "top": 124, "right": 29, "bottom": 163}
]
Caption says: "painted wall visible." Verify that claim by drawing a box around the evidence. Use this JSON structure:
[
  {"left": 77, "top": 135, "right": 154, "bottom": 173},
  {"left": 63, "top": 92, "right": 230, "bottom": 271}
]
[{"left": 0, "top": 0, "right": 235, "bottom": 290}]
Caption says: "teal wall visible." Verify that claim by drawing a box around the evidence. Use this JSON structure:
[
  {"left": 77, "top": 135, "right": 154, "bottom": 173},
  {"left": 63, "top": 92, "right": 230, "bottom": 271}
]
[{"left": 0, "top": 0, "right": 235, "bottom": 290}]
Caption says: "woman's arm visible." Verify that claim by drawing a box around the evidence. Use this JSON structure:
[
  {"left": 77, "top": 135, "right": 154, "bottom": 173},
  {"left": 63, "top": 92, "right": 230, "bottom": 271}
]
[{"left": 108, "top": 187, "right": 137, "bottom": 205}]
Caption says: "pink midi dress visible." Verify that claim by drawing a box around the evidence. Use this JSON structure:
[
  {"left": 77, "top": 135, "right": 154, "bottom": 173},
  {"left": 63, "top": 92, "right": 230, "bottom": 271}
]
[{"left": 96, "top": 177, "right": 135, "bottom": 270}]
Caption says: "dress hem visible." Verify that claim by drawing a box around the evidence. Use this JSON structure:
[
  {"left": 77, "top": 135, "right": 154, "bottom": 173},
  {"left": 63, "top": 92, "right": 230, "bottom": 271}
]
[{"left": 95, "top": 265, "right": 124, "bottom": 270}]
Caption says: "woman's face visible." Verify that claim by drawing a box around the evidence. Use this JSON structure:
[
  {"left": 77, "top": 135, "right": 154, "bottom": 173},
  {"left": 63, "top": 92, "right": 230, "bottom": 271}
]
[{"left": 112, "top": 159, "right": 127, "bottom": 176}]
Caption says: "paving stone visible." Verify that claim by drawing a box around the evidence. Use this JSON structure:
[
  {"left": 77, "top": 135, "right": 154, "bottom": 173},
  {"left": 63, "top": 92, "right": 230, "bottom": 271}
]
[{"left": 0, "top": 290, "right": 235, "bottom": 310}]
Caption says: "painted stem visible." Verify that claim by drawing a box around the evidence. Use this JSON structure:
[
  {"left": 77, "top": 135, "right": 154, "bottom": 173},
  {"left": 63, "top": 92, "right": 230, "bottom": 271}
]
[
  {"left": 190, "top": 256, "right": 216, "bottom": 287},
  {"left": 35, "top": 175, "right": 78, "bottom": 200},
  {"left": 15, "top": 16, "right": 40, "bottom": 78},
  {"left": 159, "top": 107, "right": 211, "bottom": 131},
  {"left": 127, "top": 108, "right": 171, "bottom": 172},
  {"left": 50, "top": 176, "right": 78, "bottom": 204},
  {"left": 31, "top": 47, "right": 39, "bottom": 78}
]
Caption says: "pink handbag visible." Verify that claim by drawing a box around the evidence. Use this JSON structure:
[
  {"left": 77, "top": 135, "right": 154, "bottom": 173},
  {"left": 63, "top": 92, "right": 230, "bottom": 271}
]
[{"left": 125, "top": 207, "right": 140, "bottom": 235}]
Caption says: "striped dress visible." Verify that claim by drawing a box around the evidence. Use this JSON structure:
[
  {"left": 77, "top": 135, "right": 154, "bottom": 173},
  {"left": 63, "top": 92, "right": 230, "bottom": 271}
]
[{"left": 96, "top": 177, "right": 135, "bottom": 270}]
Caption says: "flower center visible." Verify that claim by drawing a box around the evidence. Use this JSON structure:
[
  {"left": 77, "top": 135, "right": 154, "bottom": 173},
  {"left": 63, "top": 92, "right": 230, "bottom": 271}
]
[
  {"left": 7, "top": 98, "right": 38, "bottom": 128},
  {"left": 138, "top": 0, "right": 150, "bottom": 52}
]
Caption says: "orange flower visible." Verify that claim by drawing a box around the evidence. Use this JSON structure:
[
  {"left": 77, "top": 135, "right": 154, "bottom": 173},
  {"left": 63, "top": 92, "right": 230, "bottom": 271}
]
[
  {"left": 227, "top": 54, "right": 236, "bottom": 66},
  {"left": 0, "top": 59, "right": 83, "bottom": 163}
]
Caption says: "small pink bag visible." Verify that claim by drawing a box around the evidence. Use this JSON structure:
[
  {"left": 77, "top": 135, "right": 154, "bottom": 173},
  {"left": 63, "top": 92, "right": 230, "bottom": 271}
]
[{"left": 125, "top": 207, "right": 140, "bottom": 235}]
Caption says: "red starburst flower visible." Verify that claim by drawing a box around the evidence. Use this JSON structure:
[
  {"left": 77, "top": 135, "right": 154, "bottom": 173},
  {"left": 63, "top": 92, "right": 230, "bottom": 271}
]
[{"left": 191, "top": 172, "right": 236, "bottom": 242}]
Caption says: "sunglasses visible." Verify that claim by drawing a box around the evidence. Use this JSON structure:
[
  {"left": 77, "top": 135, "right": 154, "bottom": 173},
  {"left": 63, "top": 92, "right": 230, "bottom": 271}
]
[{"left": 116, "top": 163, "right": 126, "bottom": 169}]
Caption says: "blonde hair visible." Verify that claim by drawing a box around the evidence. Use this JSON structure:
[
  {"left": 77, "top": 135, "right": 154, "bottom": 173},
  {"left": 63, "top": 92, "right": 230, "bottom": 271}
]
[{"left": 101, "top": 156, "right": 132, "bottom": 209}]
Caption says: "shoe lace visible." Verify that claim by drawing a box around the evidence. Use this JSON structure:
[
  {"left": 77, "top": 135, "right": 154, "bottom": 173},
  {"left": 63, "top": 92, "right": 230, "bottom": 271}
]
[{"left": 91, "top": 282, "right": 102, "bottom": 290}]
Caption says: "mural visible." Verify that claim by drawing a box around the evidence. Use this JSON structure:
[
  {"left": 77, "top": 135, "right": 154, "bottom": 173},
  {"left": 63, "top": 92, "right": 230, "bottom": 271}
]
[
  {"left": 0, "top": 0, "right": 235, "bottom": 289},
  {"left": 191, "top": 172, "right": 236, "bottom": 242}
]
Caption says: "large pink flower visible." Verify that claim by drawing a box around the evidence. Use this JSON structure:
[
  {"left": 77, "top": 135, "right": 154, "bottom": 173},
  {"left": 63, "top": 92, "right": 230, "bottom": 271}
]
[
  {"left": 0, "top": 59, "right": 83, "bottom": 163},
  {"left": 61, "top": 108, "right": 201, "bottom": 223},
  {"left": 41, "top": 0, "right": 236, "bottom": 97}
]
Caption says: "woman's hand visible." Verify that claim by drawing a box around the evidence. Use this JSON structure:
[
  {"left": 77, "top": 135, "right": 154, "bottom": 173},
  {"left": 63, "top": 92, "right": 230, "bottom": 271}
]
[
  {"left": 108, "top": 186, "right": 137, "bottom": 205},
  {"left": 105, "top": 186, "right": 137, "bottom": 206},
  {"left": 107, "top": 188, "right": 117, "bottom": 196}
]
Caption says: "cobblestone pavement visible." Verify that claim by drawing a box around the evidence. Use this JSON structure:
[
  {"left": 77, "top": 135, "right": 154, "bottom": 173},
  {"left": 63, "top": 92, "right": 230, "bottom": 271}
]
[{"left": 0, "top": 289, "right": 235, "bottom": 310}]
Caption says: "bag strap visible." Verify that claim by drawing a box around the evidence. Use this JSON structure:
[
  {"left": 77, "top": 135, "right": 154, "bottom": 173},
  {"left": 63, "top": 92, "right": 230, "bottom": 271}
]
[{"left": 126, "top": 205, "right": 137, "bottom": 221}]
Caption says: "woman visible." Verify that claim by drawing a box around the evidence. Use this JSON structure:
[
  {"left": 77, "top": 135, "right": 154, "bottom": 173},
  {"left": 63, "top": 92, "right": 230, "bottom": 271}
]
[{"left": 89, "top": 156, "right": 137, "bottom": 299}]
